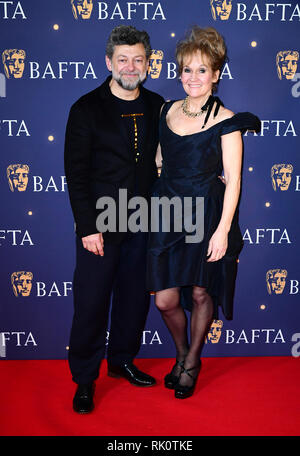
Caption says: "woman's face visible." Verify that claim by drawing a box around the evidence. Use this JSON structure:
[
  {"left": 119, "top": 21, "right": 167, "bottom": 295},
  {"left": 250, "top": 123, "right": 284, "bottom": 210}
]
[{"left": 180, "top": 51, "right": 219, "bottom": 99}]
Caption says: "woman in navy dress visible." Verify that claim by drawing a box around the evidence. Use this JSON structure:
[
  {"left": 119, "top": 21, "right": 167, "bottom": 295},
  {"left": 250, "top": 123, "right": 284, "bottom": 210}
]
[{"left": 147, "top": 26, "right": 260, "bottom": 399}]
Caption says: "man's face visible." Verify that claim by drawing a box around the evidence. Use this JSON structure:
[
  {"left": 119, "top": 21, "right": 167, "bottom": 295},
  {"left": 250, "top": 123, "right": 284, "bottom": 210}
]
[
  {"left": 106, "top": 43, "right": 149, "bottom": 91},
  {"left": 10, "top": 167, "right": 29, "bottom": 191},
  {"left": 212, "top": 0, "right": 232, "bottom": 20},
  {"left": 5, "top": 52, "right": 25, "bottom": 78},
  {"left": 279, "top": 53, "right": 298, "bottom": 80},
  {"left": 274, "top": 167, "right": 292, "bottom": 191},
  {"left": 13, "top": 273, "right": 32, "bottom": 296},
  {"left": 73, "top": 0, "right": 93, "bottom": 19}
]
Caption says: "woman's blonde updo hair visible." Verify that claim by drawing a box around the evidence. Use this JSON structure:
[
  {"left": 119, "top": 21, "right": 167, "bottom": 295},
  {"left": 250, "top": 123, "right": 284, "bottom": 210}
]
[{"left": 176, "top": 26, "right": 227, "bottom": 92}]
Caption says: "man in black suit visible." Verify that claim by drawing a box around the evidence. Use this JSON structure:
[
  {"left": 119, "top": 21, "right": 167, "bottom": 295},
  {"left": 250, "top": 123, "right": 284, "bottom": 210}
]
[{"left": 64, "top": 25, "right": 164, "bottom": 413}]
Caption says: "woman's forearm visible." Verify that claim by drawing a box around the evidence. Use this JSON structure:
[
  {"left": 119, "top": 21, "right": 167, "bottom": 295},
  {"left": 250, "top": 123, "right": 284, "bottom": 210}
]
[{"left": 217, "top": 177, "right": 241, "bottom": 233}]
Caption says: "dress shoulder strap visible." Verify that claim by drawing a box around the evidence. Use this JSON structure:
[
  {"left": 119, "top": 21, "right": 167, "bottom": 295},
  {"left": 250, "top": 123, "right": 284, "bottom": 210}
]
[{"left": 160, "top": 100, "right": 176, "bottom": 119}]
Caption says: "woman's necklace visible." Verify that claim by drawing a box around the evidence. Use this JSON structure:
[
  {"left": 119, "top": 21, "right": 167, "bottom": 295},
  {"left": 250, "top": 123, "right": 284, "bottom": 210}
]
[
  {"left": 181, "top": 94, "right": 222, "bottom": 130},
  {"left": 181, "top": 95, "right": 213, "bottom": 118}
]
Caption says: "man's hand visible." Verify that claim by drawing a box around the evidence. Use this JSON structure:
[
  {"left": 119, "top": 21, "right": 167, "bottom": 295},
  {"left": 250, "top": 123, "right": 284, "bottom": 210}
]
[{"left": 82, "top": 233, "right": 104, "bottom": 256}]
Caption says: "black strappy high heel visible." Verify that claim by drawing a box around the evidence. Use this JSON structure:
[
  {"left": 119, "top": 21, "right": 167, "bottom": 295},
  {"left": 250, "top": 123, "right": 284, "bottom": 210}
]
[
  {"left": 174, "top": 361, "right": 202, "bottom": 399},
  {"left": 164, "top": 360, "right": 184, "bottom": 389}
]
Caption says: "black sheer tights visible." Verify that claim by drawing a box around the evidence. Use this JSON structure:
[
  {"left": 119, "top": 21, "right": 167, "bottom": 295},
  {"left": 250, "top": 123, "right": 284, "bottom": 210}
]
[{"left": 155, "top": 286, "right": 214, "bottom": 387}]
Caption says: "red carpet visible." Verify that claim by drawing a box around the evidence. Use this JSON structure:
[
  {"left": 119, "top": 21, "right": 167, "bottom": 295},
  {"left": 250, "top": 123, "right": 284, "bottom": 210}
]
[{"left": 0, "top": 357, "right": 299, "bottom": 436}]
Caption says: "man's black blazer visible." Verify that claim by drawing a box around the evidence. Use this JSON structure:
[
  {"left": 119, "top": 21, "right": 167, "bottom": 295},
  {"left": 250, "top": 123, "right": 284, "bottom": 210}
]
[{"left": 64, "top": 76, "right": 164, "bottom": 241}]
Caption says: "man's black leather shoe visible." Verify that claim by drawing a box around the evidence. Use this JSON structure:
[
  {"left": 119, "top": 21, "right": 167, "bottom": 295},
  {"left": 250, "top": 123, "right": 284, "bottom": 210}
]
[
  {"left": 73, "top": 383, "right": 95, "bottom": 414},
  {"left": 107, "top": 363, "right": 156, "bottom": 387}
]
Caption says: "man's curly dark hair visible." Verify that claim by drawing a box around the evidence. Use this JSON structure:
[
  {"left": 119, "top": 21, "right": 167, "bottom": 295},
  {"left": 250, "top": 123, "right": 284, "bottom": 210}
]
[{"left": 106, "top": 25, "right": 152, "bottom": 60}]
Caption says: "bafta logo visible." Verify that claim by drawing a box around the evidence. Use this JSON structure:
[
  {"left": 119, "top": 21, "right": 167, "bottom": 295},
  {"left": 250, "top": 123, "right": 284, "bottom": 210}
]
[
  {"left": 266, "top": 269, "right": 287, "bottom": 295},
  {"left": 11, "top": 271, "right": 33, "bottom": 297},
  {"left": 148, "top": 50, "right": 164, "bottom": 79},
  {"left": 2, "top": 49, "right": 26, "bottom": 79},
  {"left": 210, "top": 0, "right": 232, "bottom": 21},
  {"left": 7, "top": 164, "right": 29, "bottom": 192},
  {"left": 71, "top": 0, "right": 93, "bottom": 20},
  {"left": 206, "top": 320, "right": 223, "bottom": 343},
  {"left": 276, "top": 51, "right": 299, "bottom": 80},
  {"left": 271, "top": 164, "right": 293, "bottom": 191}
]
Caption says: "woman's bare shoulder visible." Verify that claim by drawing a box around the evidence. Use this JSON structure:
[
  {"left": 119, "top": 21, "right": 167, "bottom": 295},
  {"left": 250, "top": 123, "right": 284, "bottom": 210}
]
[
  {"left": 216, "top": 106, "right": 235, "bottom": 122},
  {"left": 171, "top": 99, "right": 184, "bottom": 110}
]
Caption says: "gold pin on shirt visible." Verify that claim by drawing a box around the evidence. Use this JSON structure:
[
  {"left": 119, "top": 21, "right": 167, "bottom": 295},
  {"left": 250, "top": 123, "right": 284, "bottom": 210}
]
[{"left": 121, "top": 113, "right": 144, "bottom": 162}]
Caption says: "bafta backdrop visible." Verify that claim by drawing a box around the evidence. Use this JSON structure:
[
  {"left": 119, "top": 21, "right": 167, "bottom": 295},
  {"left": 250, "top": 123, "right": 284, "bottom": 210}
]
[{"left": 1, "top": 0, "right": 300, "bottom": 359}]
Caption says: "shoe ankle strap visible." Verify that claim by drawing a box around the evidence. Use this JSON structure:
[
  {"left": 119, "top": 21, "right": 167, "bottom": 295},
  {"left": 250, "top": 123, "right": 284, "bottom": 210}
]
[{"left": 180, "top": 364, "right": 201, "bottom": 380}]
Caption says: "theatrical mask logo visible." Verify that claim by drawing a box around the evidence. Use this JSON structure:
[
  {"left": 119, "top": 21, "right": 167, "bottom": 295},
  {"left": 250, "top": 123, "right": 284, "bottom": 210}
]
[
  {"left": 210, "top": 0, "right": 232, "bottom": 20},
  {"left": 271, "top": 164, "right": 293, "bottom": 191},
  {"left": 276, "top": 51, "right": 299, "bottom": 80},
  {"left": 11, "top": 271, "right": 33, "bottom": 297},
  {"left": 7, "top": 164, "right": 29, "bottom": 192},
  {"left": 71, "top": 0, "right": 93, "bottom": 19},
  {"left": 2, "top": 49, "right": 25, "bottom": 78},
  {"left": 209, "top": 2, "right": 300, "bottom": 22},
  {"left": 2, "top": 48, "right": 96, "bottom": 80},
  {"left": 10, "top": 272, "right": 72, "bottom": 297},
  {"left": 206, "top": 320, "right": 223, "bottom": 343},
  {"left": 148, "top": 50, "right": 164, "bottom": 79},
  {"left": 266, "top": 269, "right": 287, "bottom": 295},
  {"left": 6, "top": 165, "right": 67, "bottom": 192}
]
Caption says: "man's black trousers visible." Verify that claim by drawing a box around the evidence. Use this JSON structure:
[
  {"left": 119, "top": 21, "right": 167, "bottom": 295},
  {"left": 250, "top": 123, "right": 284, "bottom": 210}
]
[{"left": 68, "top": 231, "right": 150, "bottom": 385}]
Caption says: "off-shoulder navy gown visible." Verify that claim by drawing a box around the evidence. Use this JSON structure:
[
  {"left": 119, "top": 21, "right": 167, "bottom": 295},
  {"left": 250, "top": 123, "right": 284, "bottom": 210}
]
[{"left": 146, "top": 100, "right": 261, "bottom": 320}]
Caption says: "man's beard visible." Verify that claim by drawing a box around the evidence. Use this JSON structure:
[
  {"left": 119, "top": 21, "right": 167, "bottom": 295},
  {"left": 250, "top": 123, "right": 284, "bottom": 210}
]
[{"left": 112, "top": 68, "right": 147, "bottom": 91}]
